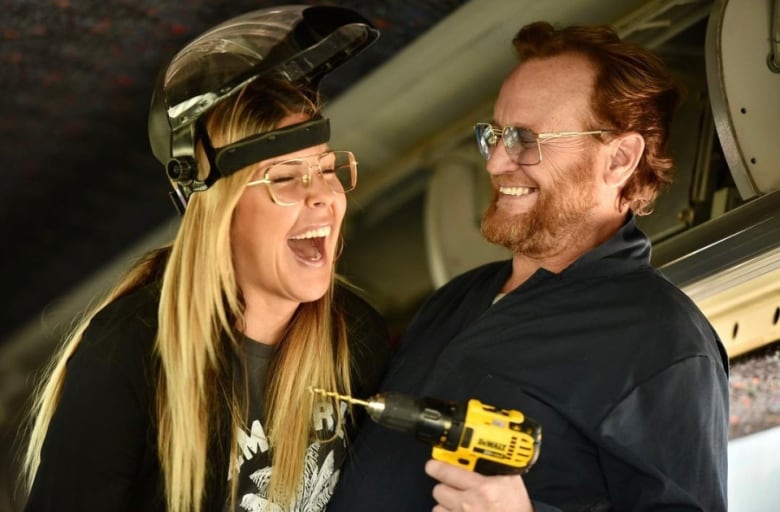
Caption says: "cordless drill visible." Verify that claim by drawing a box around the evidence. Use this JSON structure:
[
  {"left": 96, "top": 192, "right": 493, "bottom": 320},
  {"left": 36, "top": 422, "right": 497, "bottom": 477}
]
[{"left": 312, "top": 389, "right": 542, "bottom": 475}]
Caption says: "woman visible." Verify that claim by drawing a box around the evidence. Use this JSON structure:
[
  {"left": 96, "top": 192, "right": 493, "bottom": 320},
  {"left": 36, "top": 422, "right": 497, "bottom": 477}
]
[{"left": 21, "top": 6, "right": 388, "bottom": 512}]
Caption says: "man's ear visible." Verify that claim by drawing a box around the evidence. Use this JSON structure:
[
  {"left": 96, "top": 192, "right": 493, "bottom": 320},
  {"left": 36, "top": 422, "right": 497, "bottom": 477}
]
[{"left": 604, "top": 132, "right": 644, "bottom": 187}]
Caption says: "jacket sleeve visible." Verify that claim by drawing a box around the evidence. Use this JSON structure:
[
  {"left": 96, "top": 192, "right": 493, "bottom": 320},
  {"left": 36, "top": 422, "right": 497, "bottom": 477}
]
[
  {"left": 25, "top": 303, "right": 156, "bottom": 512},
  {"left": 336, "top": 284, "right": 391, "bottom": 398},
  {"left": 597, "top": 355, "right": 729, "bottom": 511},
  {"left": 333, "top": 284, "right": 391, "bottom": 447}
]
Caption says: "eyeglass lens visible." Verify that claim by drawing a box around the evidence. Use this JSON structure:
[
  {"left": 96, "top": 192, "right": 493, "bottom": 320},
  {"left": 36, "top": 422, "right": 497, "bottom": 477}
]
[
  {"left": 265, "top": 151, "right": 356, "bottom": 204},
  {"left": 475, "top": 124, "right": 540, "bottom": 165}
]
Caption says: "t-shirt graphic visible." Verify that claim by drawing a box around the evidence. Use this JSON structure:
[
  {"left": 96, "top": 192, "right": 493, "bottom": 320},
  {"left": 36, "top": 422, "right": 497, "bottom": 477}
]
[{"left": 234, "top": 399, "right": 347, "bottom": 512}]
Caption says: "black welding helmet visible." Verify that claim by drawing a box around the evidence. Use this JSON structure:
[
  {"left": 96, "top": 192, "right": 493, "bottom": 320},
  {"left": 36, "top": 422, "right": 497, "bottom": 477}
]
[{"left": 148, "top": 4, "right": 378, "bottom": 212}]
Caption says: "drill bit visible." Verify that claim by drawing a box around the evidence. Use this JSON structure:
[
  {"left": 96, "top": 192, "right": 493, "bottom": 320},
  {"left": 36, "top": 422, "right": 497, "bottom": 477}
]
[{"left": 309, "top": 387, "right": 371, "bottom": 408}]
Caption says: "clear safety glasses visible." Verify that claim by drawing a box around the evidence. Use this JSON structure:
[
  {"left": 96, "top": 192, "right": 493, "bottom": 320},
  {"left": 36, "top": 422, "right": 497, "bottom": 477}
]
[
  {"left": 247, "top": 150, "right": 357, "bottom": 206},
  {"left": 474, "top": 122, "right": 613, "bottom": 165}
]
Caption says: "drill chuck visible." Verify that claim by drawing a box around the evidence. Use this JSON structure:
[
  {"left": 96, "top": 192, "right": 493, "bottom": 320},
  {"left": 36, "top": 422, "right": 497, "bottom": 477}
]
[{"left": 366, "top": 392, "right": 464, "bottom": 450}]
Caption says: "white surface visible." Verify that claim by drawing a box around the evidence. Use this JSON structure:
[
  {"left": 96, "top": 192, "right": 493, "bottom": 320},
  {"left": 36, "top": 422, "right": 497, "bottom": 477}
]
[
  {"left": 729, "top": 426, "right": 780, "bottom": 511},
  {"left": 706, "top": 0, "right": 780, "bottom": 198}
]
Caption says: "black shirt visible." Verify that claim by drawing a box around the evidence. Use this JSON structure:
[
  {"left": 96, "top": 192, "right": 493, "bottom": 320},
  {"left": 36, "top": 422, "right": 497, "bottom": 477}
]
[
  {"left": 25, "top": 282, "right": 389, "bottom": 511},
  {"left": 328, "top": 217, "right": 728, "bottom": 512}
]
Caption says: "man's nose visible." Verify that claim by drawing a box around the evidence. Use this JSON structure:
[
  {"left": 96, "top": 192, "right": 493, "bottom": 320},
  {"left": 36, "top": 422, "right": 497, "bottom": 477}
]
[{"left": 485, "top": 141, "right": 516, "bottom": 175}]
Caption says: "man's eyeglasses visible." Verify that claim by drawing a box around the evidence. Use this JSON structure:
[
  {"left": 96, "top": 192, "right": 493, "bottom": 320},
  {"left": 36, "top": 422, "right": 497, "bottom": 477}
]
[
  {"left": 474, "top": 123, "right": 613, "bottom": 165},
  {"left": 247, "top": 150, "right": 357, "bottom": 206}
]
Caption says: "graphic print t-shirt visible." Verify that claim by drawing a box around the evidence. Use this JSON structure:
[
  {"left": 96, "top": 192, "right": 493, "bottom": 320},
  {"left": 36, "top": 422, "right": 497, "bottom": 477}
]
[{"left": 232, "top": 339, "right": 348, "bottom": 512}]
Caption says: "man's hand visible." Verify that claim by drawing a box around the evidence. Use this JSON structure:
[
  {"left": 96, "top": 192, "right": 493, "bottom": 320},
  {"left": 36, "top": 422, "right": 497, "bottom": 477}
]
[{"left": 424, "top": 459, "right": 534, "bottom": 512}]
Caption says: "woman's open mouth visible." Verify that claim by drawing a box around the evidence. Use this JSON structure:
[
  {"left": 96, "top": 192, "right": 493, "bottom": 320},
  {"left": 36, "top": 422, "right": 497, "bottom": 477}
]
[{"left": 287, "top": 225, "right": 331, "bottom": 263}]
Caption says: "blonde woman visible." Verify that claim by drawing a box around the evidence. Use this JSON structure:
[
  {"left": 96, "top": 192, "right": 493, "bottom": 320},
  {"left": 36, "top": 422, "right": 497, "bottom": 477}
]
[{"left": 21, "top": 6, "right": 388, "bottom": 512}]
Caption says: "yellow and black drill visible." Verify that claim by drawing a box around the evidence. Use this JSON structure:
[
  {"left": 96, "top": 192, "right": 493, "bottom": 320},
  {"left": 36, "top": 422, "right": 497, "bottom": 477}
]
[{"left": 311, "top": 388, "right": 542, "bottom": 475}]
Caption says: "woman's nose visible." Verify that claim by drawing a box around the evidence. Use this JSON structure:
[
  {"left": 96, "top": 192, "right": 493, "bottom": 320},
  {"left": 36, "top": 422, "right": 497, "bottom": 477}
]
[{"left": 303, "top": 168, "right": 334, "bottom": 206}]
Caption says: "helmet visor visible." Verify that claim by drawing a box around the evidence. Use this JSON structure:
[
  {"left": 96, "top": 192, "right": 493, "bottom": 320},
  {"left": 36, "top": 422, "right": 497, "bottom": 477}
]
[{"left": 161, "top": 5, "right": 378, "bottom": 131}]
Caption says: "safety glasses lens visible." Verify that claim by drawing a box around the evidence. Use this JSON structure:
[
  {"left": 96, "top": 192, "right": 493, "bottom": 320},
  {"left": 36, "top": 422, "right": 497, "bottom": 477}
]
[
  {"left": 474, "top": 124, "right": 541, "bottom": 165},
  {"left": 475, "top": 123, "right": 495, "bottom": 160},
  {"left": 264, "top": 151, "right": 356, "bottom": 204}
]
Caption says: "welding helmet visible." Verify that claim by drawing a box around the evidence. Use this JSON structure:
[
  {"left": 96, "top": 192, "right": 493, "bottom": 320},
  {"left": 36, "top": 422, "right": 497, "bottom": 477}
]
[{"left": 148, "top": 5, "right": 378, "bottom": 212}]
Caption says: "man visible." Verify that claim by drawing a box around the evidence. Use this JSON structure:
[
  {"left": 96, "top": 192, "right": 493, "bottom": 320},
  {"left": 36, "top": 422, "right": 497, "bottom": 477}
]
[{"left": 327, "top": 21, "right": 728, "bottom": 512}]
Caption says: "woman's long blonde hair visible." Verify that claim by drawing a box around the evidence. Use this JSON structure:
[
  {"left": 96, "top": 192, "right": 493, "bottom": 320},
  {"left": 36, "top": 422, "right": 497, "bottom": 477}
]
[{"left": 23, "top": 77, "right": 353, "bottom": 511}]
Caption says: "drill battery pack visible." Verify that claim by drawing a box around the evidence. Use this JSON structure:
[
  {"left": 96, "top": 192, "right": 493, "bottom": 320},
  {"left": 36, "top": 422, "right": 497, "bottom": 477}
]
[{"left": 429, "top": 398, "right": 542, "bottom": 475}]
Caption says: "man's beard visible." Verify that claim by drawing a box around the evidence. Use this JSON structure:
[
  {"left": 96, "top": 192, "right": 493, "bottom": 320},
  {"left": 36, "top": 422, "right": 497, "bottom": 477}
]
[{"left": 480, "top": 159, "right": 598, "bottom": 258}]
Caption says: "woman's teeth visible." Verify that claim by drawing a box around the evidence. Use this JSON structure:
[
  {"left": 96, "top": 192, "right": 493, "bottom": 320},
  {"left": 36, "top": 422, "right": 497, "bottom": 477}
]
[{"left": 289, "top": 226, "right": 331, "bottom": 240}]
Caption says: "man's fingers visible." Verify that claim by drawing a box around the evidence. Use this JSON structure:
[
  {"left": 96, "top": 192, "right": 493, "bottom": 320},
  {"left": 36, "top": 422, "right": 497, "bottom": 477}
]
[
  {"left": 425, "top": 459, "right": 484, "bottom": 490},
  {"left": 426, "top": 459, "right": 533, "bottom": 512},
  {"left": 432, "top": 481, "right": 459, "bottom": 510}
]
